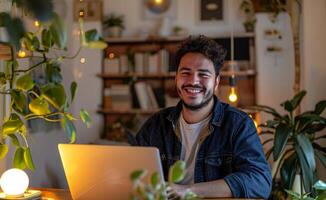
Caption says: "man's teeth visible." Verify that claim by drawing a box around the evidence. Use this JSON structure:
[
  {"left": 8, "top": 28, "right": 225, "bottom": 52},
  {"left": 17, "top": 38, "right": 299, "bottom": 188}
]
[{"left": 185, "top": 88, "right": 201, "bottom": 93}]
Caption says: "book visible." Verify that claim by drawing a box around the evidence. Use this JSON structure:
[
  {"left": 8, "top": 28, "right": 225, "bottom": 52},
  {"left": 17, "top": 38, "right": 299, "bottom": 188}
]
[
  {"left": 134, "top": 82, "right": 151, "bottom": 110},
  {"left": 104, "top": 58, "right": 120, "bottom": 74},
  {"left": 146, "top": 84, "right": 159, "bottom": 109}
]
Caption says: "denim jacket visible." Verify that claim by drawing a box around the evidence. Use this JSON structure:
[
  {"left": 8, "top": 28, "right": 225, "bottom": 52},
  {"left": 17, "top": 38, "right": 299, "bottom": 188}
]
[{"left": 136, "top": 96, "right": 272, "bottom": 199}]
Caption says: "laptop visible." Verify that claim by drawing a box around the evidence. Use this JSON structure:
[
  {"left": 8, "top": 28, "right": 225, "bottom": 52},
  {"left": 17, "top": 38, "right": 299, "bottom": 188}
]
[{"left": 58, "top": 144, "right": 164, "bottom": 200}]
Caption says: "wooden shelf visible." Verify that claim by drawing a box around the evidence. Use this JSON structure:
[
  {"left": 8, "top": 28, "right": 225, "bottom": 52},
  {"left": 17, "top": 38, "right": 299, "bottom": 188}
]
[
  {"left": 97, "top": 70, "right": 256, "bottom": 79},
  {"left": 98, "top": 109, "right": 159, "bottom": 115},
  {"left": 104, "top": 32, "right": 255, "bottom": 44},
  {"left": 0, "top": 44, "right": 11, "bottom": 61}
]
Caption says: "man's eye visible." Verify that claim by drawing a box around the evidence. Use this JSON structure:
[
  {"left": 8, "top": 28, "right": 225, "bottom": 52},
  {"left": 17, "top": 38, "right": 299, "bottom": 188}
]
[
  {"left": 181, "top": 72, "right": 190, "bottom": 76},
  {"left": 199, "top": 73, "right": 210, "bottom": 78}
]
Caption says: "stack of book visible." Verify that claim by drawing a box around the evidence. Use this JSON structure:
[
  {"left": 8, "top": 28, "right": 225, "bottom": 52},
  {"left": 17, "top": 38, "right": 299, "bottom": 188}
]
[{"left": 104, "top": 49, "right": 170, "bottom": 75}]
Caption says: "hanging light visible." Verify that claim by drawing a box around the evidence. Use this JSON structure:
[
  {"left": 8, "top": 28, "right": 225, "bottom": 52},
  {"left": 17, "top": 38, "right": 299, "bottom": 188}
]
[
  {"left": 34, "top": 20, "right": 40, "bottom": 27},
  {"left": 227, "top": 0, "right": 238, "bottom": 104},
  {"left": 228, "top": 74, "right": 238, "bottom": 103}
]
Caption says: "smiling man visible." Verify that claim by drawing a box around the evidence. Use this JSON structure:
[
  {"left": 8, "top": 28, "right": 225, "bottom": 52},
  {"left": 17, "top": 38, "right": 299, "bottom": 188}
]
[{"left": 136, "top": 35, "right": 272, "bottom": 199}]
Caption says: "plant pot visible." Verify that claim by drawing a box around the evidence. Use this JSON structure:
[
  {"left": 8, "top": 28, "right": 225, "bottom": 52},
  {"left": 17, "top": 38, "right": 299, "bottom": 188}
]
[
  {"left": 292, "top": 174, "right": 306, "bottom": 196},
  {"left": 107, "top": 26, "right": 122, "bottom": 38}
]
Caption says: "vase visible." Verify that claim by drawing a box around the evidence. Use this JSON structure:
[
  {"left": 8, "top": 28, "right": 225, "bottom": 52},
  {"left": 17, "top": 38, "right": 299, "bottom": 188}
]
[{"left": 107, "top": 27, "right": 122, "bottom": 38}]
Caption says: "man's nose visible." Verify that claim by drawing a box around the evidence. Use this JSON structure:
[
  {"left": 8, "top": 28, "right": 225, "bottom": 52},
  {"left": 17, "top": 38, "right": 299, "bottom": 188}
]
[{"left": 188, "top": 73, "right": 200, "bottom": 84}]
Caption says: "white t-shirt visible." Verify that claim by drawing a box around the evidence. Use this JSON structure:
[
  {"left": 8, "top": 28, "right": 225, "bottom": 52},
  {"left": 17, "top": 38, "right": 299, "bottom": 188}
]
[{"left": 178, "top": 113, "right": 211, "bottom": 184}]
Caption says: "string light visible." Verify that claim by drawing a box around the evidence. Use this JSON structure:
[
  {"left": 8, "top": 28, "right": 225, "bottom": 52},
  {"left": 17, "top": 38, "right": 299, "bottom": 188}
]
[
  {"left": 80, "top": 57, "right": 86, "bottom": 64},
  {"left": 18, "top": 50, "right": 26, "bottom": 58},
  {"left": 34, "top": 20, "right": 40, "bottom": 27},
  {"left": 108, "top": 53, "right": 115, "bottom": 59}
]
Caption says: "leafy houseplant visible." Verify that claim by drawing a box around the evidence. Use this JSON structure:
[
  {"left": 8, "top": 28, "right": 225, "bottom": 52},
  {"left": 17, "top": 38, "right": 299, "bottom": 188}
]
[
  {"left": 249, "top": 91, "right": 326, "bottom": 197},
  {"left": 0, "top": 0, "right": 107, "bottom": 170},
  {"left": 131, "top": 160, "right": 199, "bottom": 200},
  {"left": 240, "top": 0, "right": 256, "bottom": 32},
  {"left": 102, "top": 14, "right": 125, "bottom": 38}
]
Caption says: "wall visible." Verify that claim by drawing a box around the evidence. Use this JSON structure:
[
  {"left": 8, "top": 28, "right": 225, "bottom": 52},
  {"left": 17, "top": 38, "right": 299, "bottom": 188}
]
[{"left": 301, "top": 0, "right": 326, "bottom": 180}]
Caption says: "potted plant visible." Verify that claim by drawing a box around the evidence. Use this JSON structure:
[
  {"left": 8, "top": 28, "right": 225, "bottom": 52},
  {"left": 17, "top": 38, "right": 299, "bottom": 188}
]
[
  {"left": 103, "top": 14, "right": 125, "bottom": 38},
  {"left": 240, "top": 0, "right": 256, "bottom": 32},
  {"left": 0, "top": 0, "right": 107, "bottom": 170},
  {"left": 249, "top": 91, "right": 326, "bottom": 198}
]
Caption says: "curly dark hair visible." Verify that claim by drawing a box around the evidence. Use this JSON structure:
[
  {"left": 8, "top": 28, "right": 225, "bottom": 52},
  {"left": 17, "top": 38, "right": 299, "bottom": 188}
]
[{"left": 175, "top": 35, "right": 227, "bottom": 76}]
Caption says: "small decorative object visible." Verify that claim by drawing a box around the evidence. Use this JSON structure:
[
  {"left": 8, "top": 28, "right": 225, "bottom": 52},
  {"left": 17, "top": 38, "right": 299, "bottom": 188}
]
[
  {"left": 0, "top": 168, "right": 41, "bottom": 199},
  {"left": 198, "top": 0, "right": 224, "bottom": 22},
  {"left": 158, "top": 17, "right": 171, "bottom": 37},
  {"left": 73, "top": 0, "right": 102, "bottom": 21},
  {"left": 239, "top": 0, "right": 256, "bottom": 32},
  {"left": 172, "top": 25, "right": 188, "bottom": 36},
  {"left": 143, "top": 0, "right": 177, "bottom": 19},
  {"left": 103, "top": 14, "right": 125, "bottom": 38}
]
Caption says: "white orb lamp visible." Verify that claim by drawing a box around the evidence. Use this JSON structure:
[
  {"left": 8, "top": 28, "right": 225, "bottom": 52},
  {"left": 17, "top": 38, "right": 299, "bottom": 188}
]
[{"left": 0, "top": 168, "right": 29, "bottom": 197}]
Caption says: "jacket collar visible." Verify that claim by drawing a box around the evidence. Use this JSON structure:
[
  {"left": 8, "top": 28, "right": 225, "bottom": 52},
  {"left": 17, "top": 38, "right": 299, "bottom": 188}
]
[{"left": 166, "top": 95, "right": 224, "bottom": 128}]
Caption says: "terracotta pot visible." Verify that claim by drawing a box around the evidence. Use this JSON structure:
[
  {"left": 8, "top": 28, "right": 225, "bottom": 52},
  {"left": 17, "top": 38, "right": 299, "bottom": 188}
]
[{"left": 107, "top": 26, "right": 122, "bottom": 38}]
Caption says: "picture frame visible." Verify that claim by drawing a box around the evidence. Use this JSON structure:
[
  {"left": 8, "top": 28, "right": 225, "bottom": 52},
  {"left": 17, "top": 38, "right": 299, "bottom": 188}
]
[
  {"left": 73, "top": 0, "right": 102, "bottom": 21},
  {"left": 197, "top": 0, "right": 225, "bottom": 23}
]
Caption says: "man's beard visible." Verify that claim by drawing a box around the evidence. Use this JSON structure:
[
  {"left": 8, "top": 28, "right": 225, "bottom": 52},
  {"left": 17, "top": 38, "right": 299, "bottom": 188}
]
[{"left": 179, "top": 85, "right": 215, "bottom": 111}]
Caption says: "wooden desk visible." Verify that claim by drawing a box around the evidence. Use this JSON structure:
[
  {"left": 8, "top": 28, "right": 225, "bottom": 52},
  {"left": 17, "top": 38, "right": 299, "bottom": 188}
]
[{"left": 37, "top": 188, "right": 257, "bottom": 200}]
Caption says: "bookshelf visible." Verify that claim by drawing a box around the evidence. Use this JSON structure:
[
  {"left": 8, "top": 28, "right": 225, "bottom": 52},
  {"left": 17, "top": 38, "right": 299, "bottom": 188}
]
[{"left": 99, "top": 34, "right": 257, "bottom": 141}]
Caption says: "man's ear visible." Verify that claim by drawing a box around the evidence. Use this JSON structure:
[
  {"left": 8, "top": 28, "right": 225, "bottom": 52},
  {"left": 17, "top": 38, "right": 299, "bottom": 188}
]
[{"left": 215, "top": 75, "right": 220, "bottom": 91}]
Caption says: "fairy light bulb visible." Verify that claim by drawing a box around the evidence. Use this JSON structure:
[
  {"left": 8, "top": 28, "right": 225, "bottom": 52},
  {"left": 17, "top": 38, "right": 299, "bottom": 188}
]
[
  {"left": 18, "top": 50, "right": 26, "bottom": 58},
  {"left": 34, "top": 20, "right": 40, "bottom": 27},
  {"left": 80, "top": 57, "right": 86, "bottom": 64},
  {"left": 0, "top": 168, "right": 29, "bottom": 197}
]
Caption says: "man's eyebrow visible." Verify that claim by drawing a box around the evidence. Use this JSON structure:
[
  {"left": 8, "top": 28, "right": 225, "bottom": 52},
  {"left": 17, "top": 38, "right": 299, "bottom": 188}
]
[
  {"left": 198, "top": 69, "right": 213, "bottom": 74},
  {"left": 178, "top": 67, "right": 191, "bottom": 71}
]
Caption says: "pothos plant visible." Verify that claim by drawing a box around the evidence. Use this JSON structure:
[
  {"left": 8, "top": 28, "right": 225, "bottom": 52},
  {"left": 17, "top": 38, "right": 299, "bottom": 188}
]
[
  {"left": 249, "top": 91, "right": 326, "bottom": 197},
  {"left": 131, "top": 161, "right": 199, "bottom": 200},
  {"left": 0, "top": 0, "right": 107, "bottom": 170}
]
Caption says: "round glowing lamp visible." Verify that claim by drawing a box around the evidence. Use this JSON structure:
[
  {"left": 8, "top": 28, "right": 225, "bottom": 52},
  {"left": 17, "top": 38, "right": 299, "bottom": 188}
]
[{"left": 0, "top": 168, "right": 29, "bottom": 197}]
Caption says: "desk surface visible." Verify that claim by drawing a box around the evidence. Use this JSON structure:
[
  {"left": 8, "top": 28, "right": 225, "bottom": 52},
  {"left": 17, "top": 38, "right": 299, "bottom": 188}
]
[{"left": 37, "top": 188, "right": 257, "bottom": 200}]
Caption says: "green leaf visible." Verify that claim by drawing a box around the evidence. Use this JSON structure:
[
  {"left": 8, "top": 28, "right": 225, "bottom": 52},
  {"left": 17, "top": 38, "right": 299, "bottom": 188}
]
[
  {"left": 150, "top": 172, "right": 160, "bottom": 190},
  {"left": 70, "top": 81, "right": 77, "bottom": 103},
  {"left": 16, "top": 74, "right": 34, "bottom": 91},
  {"left": 8, "top": 134, "right": 20, "bottom": 147},
  {"left": 168, "top": 160, "right": 186, "bottom": 183},
  {"left": 11, "top": 90, "right": 26, "bottom": 113},
  {"left": 29, "top": 98, "right": 51, "bottom": 115},
  {"left": 0, "top": 72, "right": 6, "bottom": 85},
  {"left": 0, "top": 13, "right": 25, "bottom": 49},
  {"left": 314, "top": 180, "right": 326, "bottom": 190},
  {"left": 41, "top": 29, "right": 54, "bottom": 49},
  {"left": 130, "top": 170, "right": 147, "bottom": 182},
  {"left": 280, "top": 152, "right": 297, "bottom": 189},
  {"left": 295, "top": 144, "right": 314, "bottom": 193},
  {"left": 285, "top": 189, "right": 301, "bottom": 199},
  {"left": 61, "top": 116, "right": 76, "bottom": 143},
  {"left": 273, "top": 123, "right": 291, "bottom": 161},
  {"left": 290, "top": 90, "right": 307, "bottom": 110},
  {"left": 13, "top": 147, "right": 26, "bottom": 169},
  {"left": 0, "top": 144, "right": 9, "bottom": 159},
  {"left": 80, "top": 109, "right": 91, "bottom": 128},
  {"left": 281, "top": 100, "right": 294, "bottom": 112},
  {"left": 49, "top": 14, "right": 67, "bottom": 49},
  {"left": 85, "top": 29, "right": 100, "bottom": 43},
  {"left": 86, "top": 41, "right": 108, "bottom": 49},
  {"left": 2, "top": 117, "right": 24, "bottom": 135},
  {"left": 24, "top": 147, "right": 35, "bottom": 171},
  {"left": 45, "top": 62, "right": 62, "bottom": 83},
  {"left": 246, "top": 105, "right": 283, "bottom": 119},
  {"left": 296, "top": 134, "right": 316, "bottom": 171},
  {"left": 315, "top": 150, "right": 326, "bottom": 168},
  {"left": 41, "top": 83, "right": 66, "bottom": 109},
  {"left": 314, "top": 100, "right": 326, "bottom": 115}
]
